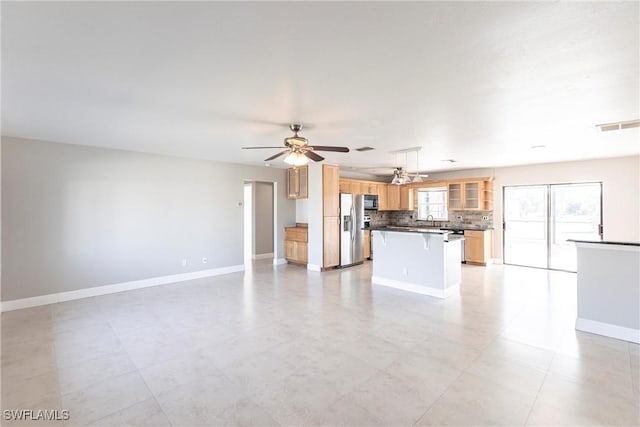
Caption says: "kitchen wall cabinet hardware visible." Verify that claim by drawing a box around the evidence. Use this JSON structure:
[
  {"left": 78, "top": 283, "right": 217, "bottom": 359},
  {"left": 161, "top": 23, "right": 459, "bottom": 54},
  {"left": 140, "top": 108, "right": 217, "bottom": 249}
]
[
  {"left": 464, "top": 229, "right": 493, "bottom": 265},
  {"left": 287, "top": 166, "right": 308, "bottom": 199}
]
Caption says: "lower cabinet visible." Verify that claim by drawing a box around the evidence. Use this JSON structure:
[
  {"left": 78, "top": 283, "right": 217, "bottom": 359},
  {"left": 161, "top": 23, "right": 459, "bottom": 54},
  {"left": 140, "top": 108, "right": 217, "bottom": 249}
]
[
  {"left": 364, "top": 230, "right": 371, "bottom": 259},
  {"left": 323, "top": 217, "right": 340, "bottom": 268},
  {"left": 285, "top": 226, "right": 308, "bottom": 264},
  {"left": 464, "top": 230, "right": 493, "bottom": 265}
]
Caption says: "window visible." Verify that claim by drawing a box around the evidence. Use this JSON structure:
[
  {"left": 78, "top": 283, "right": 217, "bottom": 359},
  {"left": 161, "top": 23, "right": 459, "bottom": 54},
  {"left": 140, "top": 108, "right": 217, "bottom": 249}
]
[{"left": 417, "top": 187, "right": 448, "bottom": 221}]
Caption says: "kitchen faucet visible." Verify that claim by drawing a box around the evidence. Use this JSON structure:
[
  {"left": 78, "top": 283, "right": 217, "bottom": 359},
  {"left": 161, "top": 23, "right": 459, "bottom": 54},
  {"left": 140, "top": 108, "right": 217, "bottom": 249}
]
[{"left": 426, "top": 214, "right": 435, "bottom": 227}]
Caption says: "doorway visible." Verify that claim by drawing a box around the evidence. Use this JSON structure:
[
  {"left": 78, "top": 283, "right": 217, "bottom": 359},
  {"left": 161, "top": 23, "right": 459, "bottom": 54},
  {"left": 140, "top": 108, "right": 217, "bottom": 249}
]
[
  {"left": 503, "top": 182, "right": 602, "bottom": 272},
  {"left": 243, "top": 181, "right": 277, "bottom": 268}
]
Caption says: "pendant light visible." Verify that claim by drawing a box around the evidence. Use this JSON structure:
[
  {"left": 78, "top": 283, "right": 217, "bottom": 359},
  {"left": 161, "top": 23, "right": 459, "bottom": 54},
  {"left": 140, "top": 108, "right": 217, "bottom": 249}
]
[{"left": 412, "top": 149, "right": 424, "bottom": 183}]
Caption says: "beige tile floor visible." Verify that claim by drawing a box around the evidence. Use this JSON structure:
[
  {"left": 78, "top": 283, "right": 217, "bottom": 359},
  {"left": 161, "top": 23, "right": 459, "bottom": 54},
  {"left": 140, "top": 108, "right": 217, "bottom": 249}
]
[{"left": 2, "top": 261, "right": 639, "bottom": 426}]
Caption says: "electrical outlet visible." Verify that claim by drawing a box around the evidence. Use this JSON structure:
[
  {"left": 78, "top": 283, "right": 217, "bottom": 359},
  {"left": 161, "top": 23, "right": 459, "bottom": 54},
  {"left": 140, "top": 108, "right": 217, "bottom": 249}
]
[
  {"left": 403, "top": 267, "right": 408, "bottom": 276},
  {"left": 482, "top": 215, "right": 489, "bottom": 221},
  {"left": 181, "top": 259, "right": 187, "bottom": 267},
  {"left": 456, "top": 215, "right": 463, "bottom": 221},
  {"left": 202, "top": 257, "right": 208, "bottom": 264}
]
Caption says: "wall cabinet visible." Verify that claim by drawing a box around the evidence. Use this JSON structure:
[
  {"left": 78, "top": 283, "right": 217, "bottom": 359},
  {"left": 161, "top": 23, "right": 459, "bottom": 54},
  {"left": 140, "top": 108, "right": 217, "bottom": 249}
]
[
  {"left": 338, "top": 179, "right": 380, "bottom": 196},
  {"left": 377, "top": 184, "right": 389, "bottom": 210},
  {"left": 464, "top": 230, "right": 493, "bottom": 265},
  {"left": 378, "top": 184, "right": 413, "bottom": 211},
  {"left": 287, "top": 166, "right": 308, "bottom": 199},
  {"left": 448, "top": 180, "right": 493, "bottom": 211},
  {"left": 284, "top": 226, "right": 308, "bottom": 264}
]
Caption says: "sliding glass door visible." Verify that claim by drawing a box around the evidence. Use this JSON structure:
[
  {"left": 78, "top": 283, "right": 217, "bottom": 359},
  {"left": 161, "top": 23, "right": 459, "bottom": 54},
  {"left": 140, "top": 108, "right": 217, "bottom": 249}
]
[{"left": 503, "top": 183, "right": 602, "bottom": 272}]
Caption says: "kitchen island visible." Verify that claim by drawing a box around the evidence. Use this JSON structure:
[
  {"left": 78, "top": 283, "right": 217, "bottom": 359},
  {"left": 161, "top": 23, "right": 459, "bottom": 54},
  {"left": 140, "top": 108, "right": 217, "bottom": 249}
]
[{"left": 370, "top": 227, "right": 463, "bottom": 298}]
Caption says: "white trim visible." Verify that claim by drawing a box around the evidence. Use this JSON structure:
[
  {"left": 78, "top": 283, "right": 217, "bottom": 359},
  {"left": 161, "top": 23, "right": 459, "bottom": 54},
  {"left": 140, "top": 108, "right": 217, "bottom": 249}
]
[
  {"left": 252, "top": 252, "right": 274, "bottom": 260},
  {"left": 0, "top": 265, "right": 245, "bottom": 312},
  {"left": 273, "top": 258, "right": 287, "bottom": 265},
  {"left": 575, "top": 317, "right": 640, "bottom": 344},
  {"left": 371, "top": 276, "right": 459, "bottom": 299},
  {"left": 492, "top": 258, "right": 504, "bottom": 265},
  {"left": 307, "top": 264, "right": 322, "bottom": 272}
]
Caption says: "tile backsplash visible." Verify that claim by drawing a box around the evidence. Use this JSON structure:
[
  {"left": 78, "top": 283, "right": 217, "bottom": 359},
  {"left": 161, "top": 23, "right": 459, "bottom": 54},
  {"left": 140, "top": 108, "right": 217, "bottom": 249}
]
[{"left": 365, "top": 209, "right": 493, "bottom": 229}]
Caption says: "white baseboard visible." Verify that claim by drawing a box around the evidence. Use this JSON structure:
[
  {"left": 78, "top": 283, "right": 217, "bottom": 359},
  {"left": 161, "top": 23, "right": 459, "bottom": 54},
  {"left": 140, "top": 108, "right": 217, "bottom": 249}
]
[
  {"left": 372, "top": 276, "right": 458, "bottom": 299},
  {"left": 252, "top": 253, "right": 273, "bottom": 260},
  {"left": 273, "top": 258, "right": 287, "bottom": 265},
  {"left": 492, "top": 258, "right": 503, "bottom": 265},
  {"left": 575, "top": 317, "right": 640, "bottom": 344},
  {"left": 0, "top": 265, "right": 245, "bottom": 312},
  {"left": 307, "top": 264, "right": 322, "bottom": 272}
]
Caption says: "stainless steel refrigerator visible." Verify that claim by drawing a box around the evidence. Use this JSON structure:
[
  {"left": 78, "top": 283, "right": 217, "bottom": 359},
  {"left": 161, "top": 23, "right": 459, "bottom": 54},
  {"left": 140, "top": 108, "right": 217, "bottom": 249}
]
[{"left": 340, "top": 193, "right": 365, "bottom": 267}]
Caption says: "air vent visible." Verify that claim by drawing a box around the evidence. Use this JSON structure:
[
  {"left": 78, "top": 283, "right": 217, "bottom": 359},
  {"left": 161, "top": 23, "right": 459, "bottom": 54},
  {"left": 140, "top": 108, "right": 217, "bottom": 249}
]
[
  {"left": 596, "top": 119, "right": 640, "bottom": 132},
  {"left": 355, "top": 146, "right": 375, "bottom": 152}
]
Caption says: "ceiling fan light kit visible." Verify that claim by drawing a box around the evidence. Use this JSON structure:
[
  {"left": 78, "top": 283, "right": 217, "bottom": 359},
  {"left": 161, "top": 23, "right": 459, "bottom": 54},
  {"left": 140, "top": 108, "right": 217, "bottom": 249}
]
[
  {"left": 242, "top": 123, "right": 349, "bottom": 165},
  {"left": 284, "top": 150, "right": 309, "bottom": 166}
]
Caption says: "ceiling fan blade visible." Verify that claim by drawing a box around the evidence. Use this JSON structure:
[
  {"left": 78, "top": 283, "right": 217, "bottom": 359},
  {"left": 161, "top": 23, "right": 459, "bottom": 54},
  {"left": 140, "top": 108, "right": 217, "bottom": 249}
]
[
  {"left": 242, "top": 146, "right": 285, "bottom": 150},
  {"left": 264, "top": 150, "right": 290, "bottom": 161},
  {"left": 303, "top": 150, "right": 324, "bottom": 162},
  {"left": 307, "top": 145, "right": 349, "bottom": 153}
]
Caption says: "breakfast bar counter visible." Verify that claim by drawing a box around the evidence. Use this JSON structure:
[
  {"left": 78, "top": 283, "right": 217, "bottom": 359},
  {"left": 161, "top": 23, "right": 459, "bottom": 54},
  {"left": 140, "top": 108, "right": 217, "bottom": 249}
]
[{"left": 370, "top": 227, "right": 463, "bottom": 298}]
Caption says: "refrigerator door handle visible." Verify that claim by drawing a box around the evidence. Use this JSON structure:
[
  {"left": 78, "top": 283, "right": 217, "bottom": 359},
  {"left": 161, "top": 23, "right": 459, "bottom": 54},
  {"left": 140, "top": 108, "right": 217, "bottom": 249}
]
[{"left": 351, "top": 206, "right": 356, "bottom": 242}]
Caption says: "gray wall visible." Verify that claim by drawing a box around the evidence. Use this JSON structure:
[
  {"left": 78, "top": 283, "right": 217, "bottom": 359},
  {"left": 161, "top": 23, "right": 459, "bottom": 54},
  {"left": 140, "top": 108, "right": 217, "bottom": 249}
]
[
  {"left": 1, "top": 137, "right": 295, "bottom": 301},
  {"left": 253, "top": 182, "right": 273, "bottom": 256}
]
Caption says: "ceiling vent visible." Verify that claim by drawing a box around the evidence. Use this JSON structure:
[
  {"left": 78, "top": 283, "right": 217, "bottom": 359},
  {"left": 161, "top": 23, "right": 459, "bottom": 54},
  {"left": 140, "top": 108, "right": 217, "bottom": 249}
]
[
  {"left": 355, "top": 146, "right": 375, "bottom": 152},
  {"left": 596, "top": 119, "right": 640, "bottom": 132}
]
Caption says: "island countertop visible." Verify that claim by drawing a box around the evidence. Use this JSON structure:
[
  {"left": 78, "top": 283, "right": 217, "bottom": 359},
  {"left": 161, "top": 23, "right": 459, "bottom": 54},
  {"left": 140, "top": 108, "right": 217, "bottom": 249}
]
[
  {"left": 569, "top": 239, "right": 640, "bottom": 247},
  {"left": 367, "top": 226, "right": 451, "bottom": 234}
]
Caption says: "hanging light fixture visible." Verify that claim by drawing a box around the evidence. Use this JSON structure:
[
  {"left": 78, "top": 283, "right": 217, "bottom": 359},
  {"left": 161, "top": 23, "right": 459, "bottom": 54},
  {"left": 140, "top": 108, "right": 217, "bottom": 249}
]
[
  {"left": 412, "top": 149, "right": 425, "bottom": 183},
  {"left": 283, "top": 150, "right": 309, "bottom": 166}
]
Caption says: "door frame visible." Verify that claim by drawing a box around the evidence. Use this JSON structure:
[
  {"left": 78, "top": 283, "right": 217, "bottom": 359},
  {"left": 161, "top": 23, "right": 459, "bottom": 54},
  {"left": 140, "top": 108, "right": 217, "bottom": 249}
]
[{"left": 502, "top": 181, "right": 603, "bottom": 272}]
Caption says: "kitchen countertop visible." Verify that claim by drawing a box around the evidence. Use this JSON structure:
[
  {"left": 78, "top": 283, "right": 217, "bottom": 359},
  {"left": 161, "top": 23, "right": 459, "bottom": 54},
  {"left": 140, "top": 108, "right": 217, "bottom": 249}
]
[
  {"left": 568, "top": 239, "right": 640, "bottom": 247},
  {"left": 367, "top": 226, "right": 451, "bottom": 234}
]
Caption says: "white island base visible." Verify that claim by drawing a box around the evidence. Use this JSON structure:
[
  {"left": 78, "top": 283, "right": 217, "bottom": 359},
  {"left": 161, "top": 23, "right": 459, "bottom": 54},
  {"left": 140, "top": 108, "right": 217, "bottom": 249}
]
[{"left": 371, "top": 229, "right": 462, "bottom": 298}]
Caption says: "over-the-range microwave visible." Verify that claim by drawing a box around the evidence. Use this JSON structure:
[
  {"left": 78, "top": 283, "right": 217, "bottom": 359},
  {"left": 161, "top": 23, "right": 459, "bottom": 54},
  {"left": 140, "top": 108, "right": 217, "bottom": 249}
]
[{"left": 364, "top": 195, "right": 378, "bottom": 210}]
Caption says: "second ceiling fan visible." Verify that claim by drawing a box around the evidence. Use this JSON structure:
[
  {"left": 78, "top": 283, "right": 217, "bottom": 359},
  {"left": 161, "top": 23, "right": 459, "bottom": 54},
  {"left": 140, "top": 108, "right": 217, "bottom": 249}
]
[{"left": 242, "top": 124, "right": 349, "bottom": 166}]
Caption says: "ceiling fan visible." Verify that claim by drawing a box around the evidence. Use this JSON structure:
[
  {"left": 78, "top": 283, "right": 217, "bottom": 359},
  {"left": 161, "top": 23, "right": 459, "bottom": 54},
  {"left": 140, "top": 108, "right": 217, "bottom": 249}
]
[{"left": 242, "top": 124, "right": 349, "bottom": 166}]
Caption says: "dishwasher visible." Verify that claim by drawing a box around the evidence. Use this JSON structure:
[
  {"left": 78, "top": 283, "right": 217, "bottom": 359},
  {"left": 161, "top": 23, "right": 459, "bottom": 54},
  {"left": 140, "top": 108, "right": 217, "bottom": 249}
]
[{"left": 446, "top": 229, "right": 465, "bottom": 263}]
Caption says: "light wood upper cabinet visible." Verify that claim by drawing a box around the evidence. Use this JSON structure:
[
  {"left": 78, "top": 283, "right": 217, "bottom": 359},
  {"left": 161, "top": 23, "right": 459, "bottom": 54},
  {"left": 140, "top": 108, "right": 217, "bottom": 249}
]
[
  {"left": 287, "top": 166, "right": 308, "bottom": 199},
  {"left": 386, "top": 185, "right": 400, "bottom": 210},
  {"left": 399, "top": 186, "right": 414, "bottom": 211},
  {"left": 448, "top": 183, "right": 463, "bottom": 210},
  {"left": 338, "top": 179, "right": 380, "bottom": 196},
  {"left": 377, "top": 184, "right": 389, "bottom": 210},
  {"left": 323, "top": 165, "right": 340, "bottom": 217},
  {"left": 448, "top": 179, "right": 493, "bottom": 210}
]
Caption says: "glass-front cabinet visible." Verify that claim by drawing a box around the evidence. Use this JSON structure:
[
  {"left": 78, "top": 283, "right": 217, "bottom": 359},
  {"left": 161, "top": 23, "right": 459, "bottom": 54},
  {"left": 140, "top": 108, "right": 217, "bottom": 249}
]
[
  {"left": 448, "top": 183, "right": 463, "bottom": 210},
  {"left": 448, "top": 180, "right": 493, "bottom": 210},
  {"left": 287, "top": 166, "right": 308, "bottom": 199}
]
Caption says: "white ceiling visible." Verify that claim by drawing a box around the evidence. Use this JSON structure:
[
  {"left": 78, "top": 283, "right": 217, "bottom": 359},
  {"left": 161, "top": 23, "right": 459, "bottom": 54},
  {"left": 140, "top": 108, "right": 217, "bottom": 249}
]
[{"left": 2, "top": 1, "right": 639, "bottom": 175}]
